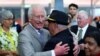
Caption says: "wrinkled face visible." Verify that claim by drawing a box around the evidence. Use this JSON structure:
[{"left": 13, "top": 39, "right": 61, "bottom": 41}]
[
  {"left": 84, "top": 37, "right": 100, "bottom": 56},
  {"left": 69, "top": 6, "right": 78, "bottom": 16},
  {"left": 2, "top": 18, "right": 13, "bottom": 27},
  {"left": 29, "top": 8, "right": 46, "bottom": 29},
  {"left": 77, "top": 14, "right": 88, "bottom": 28}
]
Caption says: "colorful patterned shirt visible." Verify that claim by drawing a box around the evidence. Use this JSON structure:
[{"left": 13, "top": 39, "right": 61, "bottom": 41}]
[{"left": 0, "top": 26, "right": 18, "bottom": 51}]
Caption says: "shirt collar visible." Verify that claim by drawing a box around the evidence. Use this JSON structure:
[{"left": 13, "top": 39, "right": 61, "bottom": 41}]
[
  {"left": 78, "top": 24, "right": 89, "bottom": 30},
  {"left": 29, "top": 23, "right": 40, "bottom": 35}
]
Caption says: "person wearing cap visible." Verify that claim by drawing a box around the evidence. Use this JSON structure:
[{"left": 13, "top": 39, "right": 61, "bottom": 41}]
[
  {"left": 43, "top": 10, "right": 77, "bottom": 56},
  {"left": 71, "top": 10, "right": 99, "bottom": 56},
  {"left": 0, "top": 10, "right": 18, "bottom": 56},
  {"left": 18, "top": 5, "right": 69, "bottom": 56}
]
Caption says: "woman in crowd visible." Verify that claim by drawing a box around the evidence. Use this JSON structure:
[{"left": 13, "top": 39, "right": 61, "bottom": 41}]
[
  {"left": 0, "top": 10, "right": 18, "bottom": 56},
  {"left": 84, "top": 31, "right": 100, "bottom": 56}
]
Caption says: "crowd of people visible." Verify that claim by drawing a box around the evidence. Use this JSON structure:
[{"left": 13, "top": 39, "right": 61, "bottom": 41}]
[{"left": 0, "top": 3, "right": 100, "bottom": 56}]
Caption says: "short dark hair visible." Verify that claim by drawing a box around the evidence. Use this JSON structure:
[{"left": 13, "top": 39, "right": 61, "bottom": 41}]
[
  {"left": 68, "top": 3, "right": 78, "bottom": 9},
  {"left": 85, "top": 31, "right": 100, "bottom": 46}
]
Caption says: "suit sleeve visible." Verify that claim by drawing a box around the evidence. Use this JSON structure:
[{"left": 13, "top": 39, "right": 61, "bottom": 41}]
[{"left": 17, "top": 33, "right": 52, "bottom": 56}]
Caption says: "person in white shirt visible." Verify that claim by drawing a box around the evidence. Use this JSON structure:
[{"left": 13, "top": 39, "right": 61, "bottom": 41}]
[{"left": 71, "top": 10, "right": 99, "bottom": 56}]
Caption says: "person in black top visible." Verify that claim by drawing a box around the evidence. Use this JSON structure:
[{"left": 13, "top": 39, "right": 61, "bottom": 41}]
[{"left": 43, "top": 10, "right": 77, "bottom": 56}]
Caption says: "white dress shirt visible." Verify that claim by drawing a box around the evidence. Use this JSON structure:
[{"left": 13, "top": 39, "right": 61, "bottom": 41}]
[{"left": 77, "top": 24, "right": 89, "bottom": 39}]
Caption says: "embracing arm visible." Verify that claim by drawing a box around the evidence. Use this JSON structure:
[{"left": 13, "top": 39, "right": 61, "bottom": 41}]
[{"left": 17, "top": 33, "right": 52, "bottom": 56}]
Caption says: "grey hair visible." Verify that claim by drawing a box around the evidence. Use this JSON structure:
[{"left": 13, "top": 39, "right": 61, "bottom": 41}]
[
  {"left": 28, "top": 4, "right": 47, "bottom": 19},
  {"left": 0, "top": 9, "right": 13, "bottom": 23},
  {"left": 78, "top": 10, "right": 89, "bottom": 19},
  {"left": 58, "top": 24, "right": 67, "bottom": 31}
]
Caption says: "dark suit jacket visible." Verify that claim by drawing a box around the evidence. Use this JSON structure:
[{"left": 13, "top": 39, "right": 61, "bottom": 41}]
[
  {"left": 43, "top": 29, "right": 74, "bottom": 56},
  {"left": 71, "top": 25, "right": 99, "bottom": 44},
  {"left": 96, "top": 22, "right": 100, "bottom": 30},
  {"left": 70, "top": 25, "right": 99, "bottom": 56}
]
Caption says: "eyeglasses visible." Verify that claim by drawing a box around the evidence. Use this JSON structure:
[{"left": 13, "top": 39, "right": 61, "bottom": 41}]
[
  {"left": 33, "top": 15, "right": 45, "bottom": 18},
  {"left": 32, "top": 15, "right": 46, "bottom": 21}
]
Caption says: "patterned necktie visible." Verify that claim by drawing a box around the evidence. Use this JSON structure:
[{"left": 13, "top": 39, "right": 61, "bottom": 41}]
[{"left": 78, "top": 29, "right": 83, "bottom": 41}]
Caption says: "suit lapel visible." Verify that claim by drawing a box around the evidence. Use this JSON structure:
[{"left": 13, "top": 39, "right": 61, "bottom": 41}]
[
  {"left": 27, "top": 24, "right": 39, "bottom": 39},
  {"left": 84, "top": 25, "right": 90, "bottom": 39},
  {"left": 26, "top": 24, "right": 49, "bottom": 49},
  {"left": 26, "top": 24, "right": 42, "bottom": 45}
]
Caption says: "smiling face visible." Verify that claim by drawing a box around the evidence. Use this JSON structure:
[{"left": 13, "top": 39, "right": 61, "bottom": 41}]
[
  {"left": 84, "top": 37, "right": 100, "bottom": 56},
  {"left": 29, "top": 7, "right": 46, "bottom": 29},
  {"left": 77, "top": 11, "right": 89, "bottom": 28},
  {"left": 77, "top": 14, "right": 88, "bottom": 28}
]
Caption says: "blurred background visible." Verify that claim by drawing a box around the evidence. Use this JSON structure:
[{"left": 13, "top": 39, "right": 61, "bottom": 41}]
[{"left": 0, "top": 0, "right": 100, "bottom": 26}]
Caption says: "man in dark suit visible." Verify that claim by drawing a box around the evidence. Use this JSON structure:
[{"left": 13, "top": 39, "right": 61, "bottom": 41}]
[
  {"left": 43, "top": 10, "right": 75, "bottom": 56},
  {"left": 71, "top": 10, "right": 99, "bottom": 56}
]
